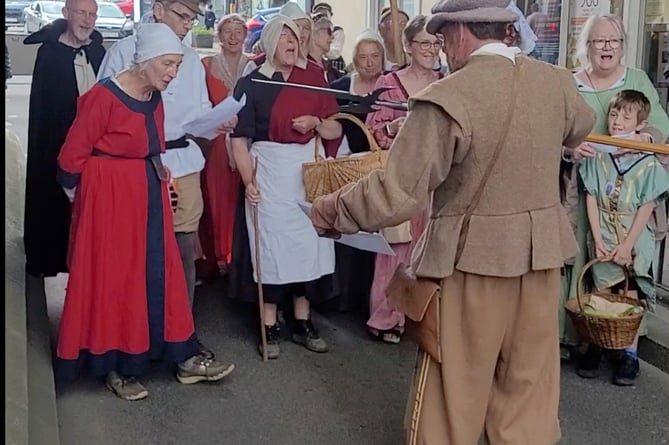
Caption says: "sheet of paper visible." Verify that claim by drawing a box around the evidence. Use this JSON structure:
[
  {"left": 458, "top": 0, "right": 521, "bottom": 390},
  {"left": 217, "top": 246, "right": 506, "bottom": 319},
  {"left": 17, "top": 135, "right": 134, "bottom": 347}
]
[
  {"left": 182, "top": 94, "right": 246, "bottom": 140},
  {"left": 298, "top": 201, "right": 396, "bottom": 256}
]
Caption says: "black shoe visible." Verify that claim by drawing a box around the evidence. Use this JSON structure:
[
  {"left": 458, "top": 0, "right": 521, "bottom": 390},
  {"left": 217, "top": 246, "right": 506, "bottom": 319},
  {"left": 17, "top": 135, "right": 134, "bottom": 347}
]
[
  {"left": 196, "top": 339, "right": 215, "bottom": 360},
  {"left": 258, "top": 323, "right": 280, "bottom": 359},
  {"left": 577, "top": 344, "right": 602, "bottom": 379},
  {"left": 612, "top": 355, "right": 639, "bottom": 386},
  {"left": 292, "top": 319, "right": 328, "bottom": 353}
]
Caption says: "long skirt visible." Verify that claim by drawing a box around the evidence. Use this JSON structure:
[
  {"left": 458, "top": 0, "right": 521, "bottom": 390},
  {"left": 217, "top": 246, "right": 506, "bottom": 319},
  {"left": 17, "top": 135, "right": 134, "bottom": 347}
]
[{"left": 55, "top": 157, "right": 197, "bottom": 384}]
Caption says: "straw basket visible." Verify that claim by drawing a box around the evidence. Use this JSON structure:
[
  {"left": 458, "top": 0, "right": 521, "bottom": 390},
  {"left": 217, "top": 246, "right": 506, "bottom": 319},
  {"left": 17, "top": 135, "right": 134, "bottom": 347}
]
[
  {"left": 303, "top": 113, "right": 386, "bottom": 203},
  {"left": 564, "top": 259, "right": 644, "bottom": 350}
]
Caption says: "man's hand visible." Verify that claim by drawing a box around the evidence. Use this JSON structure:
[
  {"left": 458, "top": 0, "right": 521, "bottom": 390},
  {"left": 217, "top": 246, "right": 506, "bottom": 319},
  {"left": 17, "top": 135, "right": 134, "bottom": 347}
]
[
  {"left": 311, "top": 193, "right": 341, "bottom": 238},
  {"left": 216, "top": 116, "right": 238, "bottom": 134},
  {"left": 571, "top": 142, "right": 597, "bottom": 161}
]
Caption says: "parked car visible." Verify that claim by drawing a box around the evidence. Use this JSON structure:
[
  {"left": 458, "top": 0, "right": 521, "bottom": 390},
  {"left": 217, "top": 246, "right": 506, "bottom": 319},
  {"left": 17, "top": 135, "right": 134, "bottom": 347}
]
[
  {"left": 24, "top": 1, "right": 64, "bottom": 33},
  {"left": 5, "top": 0, "right": 31, "bottom": 30},
  {"left": 111, "top": 0, "right": 133, "bottom": 18},
  {"left": 244, "top": 7, "right": 280, "bottom": 53},
  {"left": 95, "top": 1, "right": 133, "bottom": 39}
]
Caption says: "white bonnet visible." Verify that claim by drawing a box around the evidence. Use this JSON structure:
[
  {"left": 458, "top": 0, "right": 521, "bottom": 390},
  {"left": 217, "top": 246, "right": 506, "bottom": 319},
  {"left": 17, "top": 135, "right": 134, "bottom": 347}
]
[
  {"left": 133, "top": 23, "right": 184, "bottom": 64},
  {"left": 507, "top": 1, "right": 537, "bottom": 54},
  {"left": 279, "top": 2, "right": 311, "bottom": 22}
]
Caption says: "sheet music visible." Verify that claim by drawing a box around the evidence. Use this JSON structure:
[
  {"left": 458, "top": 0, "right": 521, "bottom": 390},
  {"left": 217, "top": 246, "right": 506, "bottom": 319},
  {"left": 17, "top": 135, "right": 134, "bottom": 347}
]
[
  {"left": 298, "top": 202, "right": 396, "bottom": 256},
  {"left": 182, "top": 94, "right": 246, "bottom": 140}
]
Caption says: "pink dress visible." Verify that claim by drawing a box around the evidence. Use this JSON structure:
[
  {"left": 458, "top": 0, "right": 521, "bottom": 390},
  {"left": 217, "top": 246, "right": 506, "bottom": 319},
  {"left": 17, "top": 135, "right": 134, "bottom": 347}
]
[{"left": 365, "top": 72, "right": 428, "bottom": 333}]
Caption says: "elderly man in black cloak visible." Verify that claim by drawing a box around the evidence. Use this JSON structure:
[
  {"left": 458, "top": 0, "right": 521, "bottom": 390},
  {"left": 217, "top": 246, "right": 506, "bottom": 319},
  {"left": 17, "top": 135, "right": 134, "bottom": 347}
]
[{"left": 23, "top": 0, "right": 105, "bottom": 278}]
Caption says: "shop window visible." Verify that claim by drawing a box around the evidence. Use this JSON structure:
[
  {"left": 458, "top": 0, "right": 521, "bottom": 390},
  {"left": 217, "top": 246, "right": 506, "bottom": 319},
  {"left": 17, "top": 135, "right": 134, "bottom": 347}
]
[
  {"left": 522, "top": 0, "right": 563, "bottom": 65},
  {"left": 643, "top": 0, "right": 669, "bottom": 87},
  {"left": 378, "top": 0, "right": 420, "bottom": 18}
]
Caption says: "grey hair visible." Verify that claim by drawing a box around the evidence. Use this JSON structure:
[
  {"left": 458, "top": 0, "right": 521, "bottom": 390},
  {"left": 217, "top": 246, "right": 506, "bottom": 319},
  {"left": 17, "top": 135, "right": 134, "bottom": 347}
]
[
  {"left": 576, "top": 14, "right": 626, "bottom": 68},
  {"left": 128, "top": 59, "right": 151, "bottom": 73},
  {"left": 353, "top": 38, "right": 385, "bottom": 73},
  {"left": 403, "top": 15, "right": 428, "bottom": 45}
]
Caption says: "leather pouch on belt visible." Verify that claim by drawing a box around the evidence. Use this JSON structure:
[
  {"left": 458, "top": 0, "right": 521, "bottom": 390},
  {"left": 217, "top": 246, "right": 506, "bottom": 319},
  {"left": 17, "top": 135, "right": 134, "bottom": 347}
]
[
  {"left": 149, "top": 155, "right": 169, "bottom": 182},
  {"left": 387, "top": 264, "right": 441, "bottom": 363}
]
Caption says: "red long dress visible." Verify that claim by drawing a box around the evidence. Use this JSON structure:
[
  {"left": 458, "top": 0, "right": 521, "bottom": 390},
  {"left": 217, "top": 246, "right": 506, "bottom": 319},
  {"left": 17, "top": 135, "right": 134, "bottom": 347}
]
[
  {"left": 197, "top": 57, "right": 241, "bottom": 273},
  {"left": 55, "top": 78, "right": 197, "bottom": 383}
]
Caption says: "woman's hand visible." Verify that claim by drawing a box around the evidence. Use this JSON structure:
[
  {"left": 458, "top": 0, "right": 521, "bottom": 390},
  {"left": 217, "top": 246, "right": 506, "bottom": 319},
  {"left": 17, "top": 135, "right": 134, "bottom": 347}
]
[
  {"left": 610, "top": 242, "right": 634, "bottom": 267},
  {"left": 572, "top": 142, "right": 597, "bottom": 161},
  {"left": 217, "top": 116, "right": 238, "bottom": 134},
  {"left": 245, "top": 182, "right": 261, "bottom": 205},
  {"left": 292, "top": 115, "right": 320, "bottom": 134}
]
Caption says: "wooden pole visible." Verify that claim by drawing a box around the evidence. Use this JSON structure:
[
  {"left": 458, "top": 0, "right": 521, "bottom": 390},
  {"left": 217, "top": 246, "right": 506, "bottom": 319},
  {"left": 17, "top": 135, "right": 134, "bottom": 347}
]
[
  {"left": 252, "top": 157, "right": 268, "bottom": 362},
  {"left": 585, "top": 134, "right": 669, "bottom": 156},
  {"left": 389, "top": 0, "right": 405, "bottom": 68}
]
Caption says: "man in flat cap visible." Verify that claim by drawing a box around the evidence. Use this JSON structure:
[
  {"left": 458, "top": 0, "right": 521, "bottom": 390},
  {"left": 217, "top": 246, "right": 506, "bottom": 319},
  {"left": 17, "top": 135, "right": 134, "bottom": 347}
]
[{"left": 309, "top": 0, "right": 595, "bottom": 443}]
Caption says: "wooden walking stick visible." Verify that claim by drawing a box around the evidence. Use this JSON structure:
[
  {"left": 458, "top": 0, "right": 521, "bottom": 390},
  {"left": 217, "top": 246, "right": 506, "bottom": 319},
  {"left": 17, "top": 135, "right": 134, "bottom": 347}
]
[
  {"left": 252, "top": 157, "right": 268, "bottom": 362},
  {"left": 389, "top": 0, "right": 405, "bottom": 68},
  {"left": 585, "top": 134, "right": 669, "bottom": 156}
]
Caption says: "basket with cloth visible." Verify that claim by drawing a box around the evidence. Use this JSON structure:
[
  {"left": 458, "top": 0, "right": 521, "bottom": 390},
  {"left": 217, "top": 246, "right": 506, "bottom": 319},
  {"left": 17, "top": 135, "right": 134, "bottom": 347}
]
[
  {"left": 564, "top": 259, "right": 645, "bottom": 350},
  {"left": 303, "top": 112, "right": 386, "bottom": 203}
]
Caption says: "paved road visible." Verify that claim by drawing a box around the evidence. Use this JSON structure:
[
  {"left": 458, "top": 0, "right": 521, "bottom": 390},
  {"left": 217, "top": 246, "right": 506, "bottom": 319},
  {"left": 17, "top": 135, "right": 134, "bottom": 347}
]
[{"left": 7, "top": 77, "right": 669, "bottom": 445}]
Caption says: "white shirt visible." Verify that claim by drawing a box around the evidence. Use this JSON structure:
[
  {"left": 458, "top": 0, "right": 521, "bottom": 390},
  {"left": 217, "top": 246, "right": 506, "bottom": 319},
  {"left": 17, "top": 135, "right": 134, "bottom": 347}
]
[
  {"left": 97, "top": 35, "right": 211, "bottom": 178},
  {"left": 471, "top": 43, "right": 522, "bottom": 63}
]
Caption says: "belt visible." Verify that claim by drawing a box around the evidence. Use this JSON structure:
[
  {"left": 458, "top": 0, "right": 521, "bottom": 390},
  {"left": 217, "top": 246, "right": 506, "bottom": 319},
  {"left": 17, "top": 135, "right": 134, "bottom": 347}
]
[
  {"left": 166, "top": 136, "right": 189, "bottom": 149},
  {"left": 92, "top": 149, "right": 168, "bottom": 181}
]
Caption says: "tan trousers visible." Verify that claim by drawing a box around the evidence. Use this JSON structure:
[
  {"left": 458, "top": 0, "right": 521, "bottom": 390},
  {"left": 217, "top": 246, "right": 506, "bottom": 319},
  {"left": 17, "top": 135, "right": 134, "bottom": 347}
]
[
  {"left": 405, "top": 269, "right": 562, "bottom": 445},
  {"left": 172, "top": 172, "right": 203, "bottom": 233}
]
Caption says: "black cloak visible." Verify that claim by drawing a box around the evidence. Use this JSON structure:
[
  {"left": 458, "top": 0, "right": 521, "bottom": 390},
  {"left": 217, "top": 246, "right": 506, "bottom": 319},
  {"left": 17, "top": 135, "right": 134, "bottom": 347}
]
[{"left": 23, "top": 19, "right": 105, "bottom": 277}]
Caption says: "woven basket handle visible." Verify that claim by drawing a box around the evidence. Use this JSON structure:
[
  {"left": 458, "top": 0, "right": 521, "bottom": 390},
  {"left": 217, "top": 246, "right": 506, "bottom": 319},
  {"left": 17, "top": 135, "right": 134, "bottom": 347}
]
[
  {"left": 313, "top": 112, "right": 381, "bottom": 162},
  {"left": 576, "top": 259, "right": 630, "bottom": 313}
]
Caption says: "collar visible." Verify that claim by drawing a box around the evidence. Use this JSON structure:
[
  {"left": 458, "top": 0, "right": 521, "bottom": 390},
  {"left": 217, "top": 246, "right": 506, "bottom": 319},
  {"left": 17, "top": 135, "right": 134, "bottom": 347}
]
[{"left": 471, "top": 43, "right": 521, "bottom": 64}]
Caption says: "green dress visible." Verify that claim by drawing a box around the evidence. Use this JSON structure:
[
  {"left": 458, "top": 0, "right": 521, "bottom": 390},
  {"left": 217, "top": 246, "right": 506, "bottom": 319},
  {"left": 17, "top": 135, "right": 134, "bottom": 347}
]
[{"left": 579, "top": 153, "right": 669, "bottom": 304}]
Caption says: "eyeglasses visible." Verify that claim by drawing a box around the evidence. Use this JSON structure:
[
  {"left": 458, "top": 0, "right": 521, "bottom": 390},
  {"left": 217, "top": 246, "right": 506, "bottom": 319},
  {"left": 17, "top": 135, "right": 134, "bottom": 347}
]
[
  {"left": 411, "top": 40, "right": 442, "bottom": 51},
  {"left": 68, "top": 8, "right": 98, "bottom": 20},
  {"left": 589, "top": 38, "right": 623, "bottom": 50},
  {"left": 167, "top": 6, "right": 196, "bottom": 25}
]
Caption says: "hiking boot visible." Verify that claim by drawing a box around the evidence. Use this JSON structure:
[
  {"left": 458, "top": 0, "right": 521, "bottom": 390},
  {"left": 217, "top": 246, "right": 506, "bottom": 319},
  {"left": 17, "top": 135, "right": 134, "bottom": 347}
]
[
  {"left": 292, "top": 319, "right": 329, "bottom": 353},
  {"left": 258, "top": 323, "right": 281, "bottom": 360},
  {"left": 196, "top": 339, "right": 215, "bottom": 360},
  {"left": 105, "top": 371, "right": 149, "bottom": 401},
  {"left": 577, "top": 344, "right": 603, "bottom": 379},
  {"left": 176, "top": 355, "right": 235, "bottom": 384},
  {"left": 612, "top": 355, "right": 639, "bottom": 387}
]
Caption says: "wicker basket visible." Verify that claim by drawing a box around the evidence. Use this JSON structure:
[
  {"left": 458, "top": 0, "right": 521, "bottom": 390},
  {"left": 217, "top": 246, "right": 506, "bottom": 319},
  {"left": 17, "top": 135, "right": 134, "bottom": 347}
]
[
  {"left": 564, "top": 259, "right": 644, "bottom": 350},
  {"left": 303, "top": 113, "right": 386, "bottom": 203}
]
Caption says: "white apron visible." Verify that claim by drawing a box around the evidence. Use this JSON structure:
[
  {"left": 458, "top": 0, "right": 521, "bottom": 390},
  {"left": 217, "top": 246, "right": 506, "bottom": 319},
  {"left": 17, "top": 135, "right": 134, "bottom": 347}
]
[{"left": 245, "top": 139, "right": 335, "bottom": 285}]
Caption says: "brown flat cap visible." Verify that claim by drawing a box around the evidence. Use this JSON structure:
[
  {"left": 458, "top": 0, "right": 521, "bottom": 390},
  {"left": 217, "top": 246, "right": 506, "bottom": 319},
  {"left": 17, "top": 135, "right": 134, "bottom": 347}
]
[{"left": 426, "top": 0, "right": 518, "bottom": 34}]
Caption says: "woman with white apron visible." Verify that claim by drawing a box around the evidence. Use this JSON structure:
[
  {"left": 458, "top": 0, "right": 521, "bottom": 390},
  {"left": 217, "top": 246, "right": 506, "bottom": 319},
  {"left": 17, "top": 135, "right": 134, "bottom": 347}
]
[{"left": 230, "top": 16, "right": 343, "bottom": 359}]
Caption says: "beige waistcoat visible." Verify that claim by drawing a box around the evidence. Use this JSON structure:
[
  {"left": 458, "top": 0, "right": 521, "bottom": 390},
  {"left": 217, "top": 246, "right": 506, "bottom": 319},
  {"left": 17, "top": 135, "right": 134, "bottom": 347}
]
[{"left": 334, "top": 55, "right": 596, "bottom": 278}]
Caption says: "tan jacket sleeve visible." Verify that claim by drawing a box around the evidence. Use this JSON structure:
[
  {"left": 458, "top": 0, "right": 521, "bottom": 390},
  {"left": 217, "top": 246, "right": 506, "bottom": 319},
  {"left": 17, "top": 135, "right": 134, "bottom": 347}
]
[
  {"left": 557, "top": 68, "right": 596, "bottom": 148},
  {"left": 334, "top": 101, "right": 467, "bottom": 234}
]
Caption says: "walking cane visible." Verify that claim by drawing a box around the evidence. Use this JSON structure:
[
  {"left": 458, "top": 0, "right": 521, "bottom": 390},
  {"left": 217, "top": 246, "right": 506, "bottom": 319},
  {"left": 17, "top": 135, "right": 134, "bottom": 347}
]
[{"left": 252, "top": 157, "right": 269, "bottom": 362}]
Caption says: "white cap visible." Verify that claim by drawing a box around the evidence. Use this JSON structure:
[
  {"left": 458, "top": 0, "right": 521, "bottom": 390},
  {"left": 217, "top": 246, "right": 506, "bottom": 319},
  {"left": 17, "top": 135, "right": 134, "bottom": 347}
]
[{"left": 133, "top": 23, "right": 184, "bottom": 65}]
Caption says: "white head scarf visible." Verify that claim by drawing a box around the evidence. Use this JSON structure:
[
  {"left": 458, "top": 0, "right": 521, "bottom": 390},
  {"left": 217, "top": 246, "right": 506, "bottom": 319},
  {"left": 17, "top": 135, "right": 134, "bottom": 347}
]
[
  {"left": 279, "top": 2, "right": 311, "bottom": 22},
  {"left": 133, "top": 23, "right": 184, "bottom": 64},
  {"left": 507, "top": 1, "right": 537, "bottom": 55},
  {"left": 258, "top": 15, "right": 307, "bottom": 78}
]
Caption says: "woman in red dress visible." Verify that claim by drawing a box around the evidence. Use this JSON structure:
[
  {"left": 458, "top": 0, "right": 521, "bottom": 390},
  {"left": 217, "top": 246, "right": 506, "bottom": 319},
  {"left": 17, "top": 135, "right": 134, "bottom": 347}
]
[
  {"left": 55, "top": 23, "right": 234, "bottom": 401},
  {"left": 198, "top": 14, "right": 249, "bottom": 277}
]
